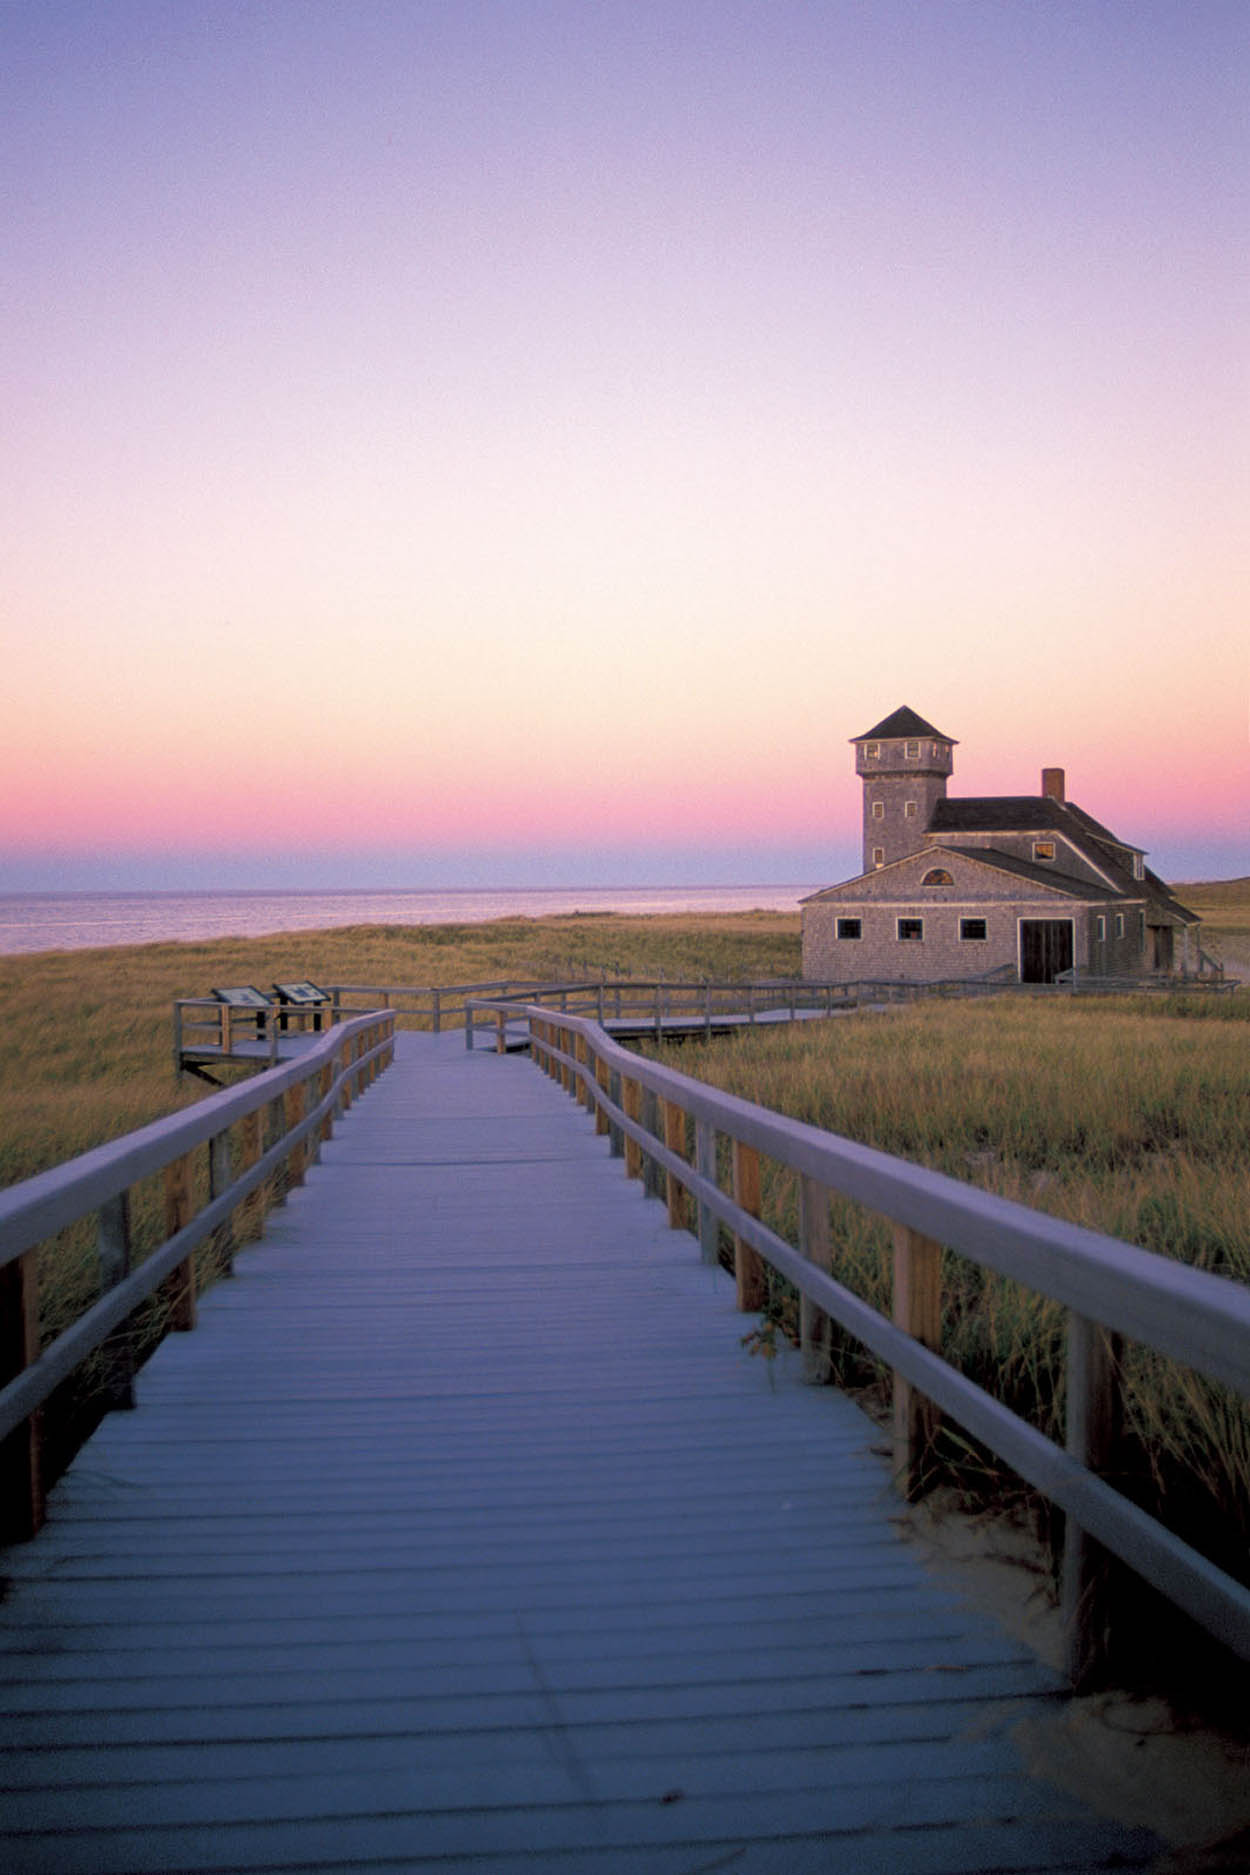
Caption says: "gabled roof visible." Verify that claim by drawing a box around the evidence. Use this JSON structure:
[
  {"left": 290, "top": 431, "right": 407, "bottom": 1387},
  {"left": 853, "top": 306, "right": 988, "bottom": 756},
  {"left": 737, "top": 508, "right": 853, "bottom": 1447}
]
[
  {"left": 802, "top": 842, "right": 1111, "bottom": 906},
  {"left": 936, "top": 845, "right": 1110, "bottom": 900},
  {"left": 851, "top": 705, "right": 955, "bottom": 745},
  {"left": 930, "top": 793, "right": 1144, "bottom": 855}
]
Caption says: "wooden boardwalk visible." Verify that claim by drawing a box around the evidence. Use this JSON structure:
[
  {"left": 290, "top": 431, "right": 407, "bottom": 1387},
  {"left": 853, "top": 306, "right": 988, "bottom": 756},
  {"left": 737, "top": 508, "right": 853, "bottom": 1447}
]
[{"left": 0, "top": 1032, "right": 1161, "bottom": 1873}]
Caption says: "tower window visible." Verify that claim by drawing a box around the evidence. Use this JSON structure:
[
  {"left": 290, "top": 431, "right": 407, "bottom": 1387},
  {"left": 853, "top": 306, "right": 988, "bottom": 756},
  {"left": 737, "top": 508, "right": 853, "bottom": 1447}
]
[
  {"left": 897, "top": 918, "right": 924, "bottom": 941},
  {"left": 960, "top": 918, "right": 987, "bottom": 941},
  {"left": 904, "top": 801, "right": 917, "bottom": 819},
  {"left": 904, "top": 740, "right": 920, "bottom": 759},
  {"left": 871, "top": 800, "right": 884, "bottom": 819},
  {"left": 921, "top": 868, "right": 953, "bottom": 886},
  {"left": 872, "top": 847, "right": 885, "bottom": 868},
  {"left": 864, "top": 742, "right": 880, "bottom": 760},
  {"left": 836, "top": 918, "right": 861, "bottom": 940}
]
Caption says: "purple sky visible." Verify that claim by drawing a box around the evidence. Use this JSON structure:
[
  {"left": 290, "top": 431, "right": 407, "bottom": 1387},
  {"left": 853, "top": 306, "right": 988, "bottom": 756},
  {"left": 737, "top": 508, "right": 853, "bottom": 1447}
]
[{"left": 3, "top": 2, "right": 1246, "bottom": 889}]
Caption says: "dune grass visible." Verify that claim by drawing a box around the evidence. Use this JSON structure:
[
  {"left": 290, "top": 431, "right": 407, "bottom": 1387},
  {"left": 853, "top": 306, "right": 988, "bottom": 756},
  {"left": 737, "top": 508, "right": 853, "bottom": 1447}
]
[
  {"left": 0, "top": 911, "right": 801, "bottom": 1190},
  {"left": 650, "top": 993, "right": 1250, "bottom": 1595}
]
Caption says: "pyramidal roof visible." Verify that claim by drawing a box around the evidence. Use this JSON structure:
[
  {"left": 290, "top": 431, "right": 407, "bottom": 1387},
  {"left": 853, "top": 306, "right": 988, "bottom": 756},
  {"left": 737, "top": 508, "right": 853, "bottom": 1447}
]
[{"left": 851, "top": 705, "right": 956, "bottom": 744}]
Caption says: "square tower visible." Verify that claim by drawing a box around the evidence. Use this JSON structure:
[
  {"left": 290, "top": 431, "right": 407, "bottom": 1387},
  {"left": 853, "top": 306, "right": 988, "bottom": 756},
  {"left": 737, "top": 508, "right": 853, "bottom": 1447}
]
[{"left": 852, "top": 705, "right": 956, "bottom": 871}]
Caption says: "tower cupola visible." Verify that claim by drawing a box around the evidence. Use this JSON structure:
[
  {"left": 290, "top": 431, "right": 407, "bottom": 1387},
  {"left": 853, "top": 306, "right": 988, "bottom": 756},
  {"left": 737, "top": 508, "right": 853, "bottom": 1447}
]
[{"left": 852, "top": 705, "right": 956, "bottom": 871}]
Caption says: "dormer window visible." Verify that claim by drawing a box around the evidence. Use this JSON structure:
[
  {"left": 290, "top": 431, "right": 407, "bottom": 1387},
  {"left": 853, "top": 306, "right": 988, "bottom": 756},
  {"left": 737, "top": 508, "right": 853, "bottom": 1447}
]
[
  {"left": 1033, "top": 841, "right": 1056, "bottom": 862},
  {"left": 904, "top": 740, "right": 920, "bottom": 760},
  {"left": 1133, "top": 855, "right": 1144, "bottom": 880}
]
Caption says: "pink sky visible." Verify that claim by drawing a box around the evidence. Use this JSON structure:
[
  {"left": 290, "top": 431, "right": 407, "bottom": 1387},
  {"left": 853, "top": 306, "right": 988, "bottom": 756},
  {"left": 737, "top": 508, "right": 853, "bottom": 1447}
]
[{"left": 2, "top": 2, "right": 1246, "bottom": 890}]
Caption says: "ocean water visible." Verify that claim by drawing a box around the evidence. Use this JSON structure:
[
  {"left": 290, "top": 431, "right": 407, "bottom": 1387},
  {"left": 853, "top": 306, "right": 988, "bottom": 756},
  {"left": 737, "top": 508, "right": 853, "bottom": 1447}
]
[{"left": 0, "top": 885, "right": 818, "bottom": 956}]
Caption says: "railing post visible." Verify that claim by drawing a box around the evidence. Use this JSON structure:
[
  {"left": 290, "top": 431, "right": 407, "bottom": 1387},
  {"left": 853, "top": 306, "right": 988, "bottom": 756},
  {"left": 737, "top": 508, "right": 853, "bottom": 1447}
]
[
  {"left": 608, "top": 1067, "right": 624, "bottom": 1157},
  {"left": 162, "top": 1154, "right": 197, "bottom": 1332},
  {"left": 623, "top": 1078, "right": 642, "bottom": 1179},
  {"left": 238, "top": 1107, "right": 264, "bottom": 1241},
  {"left": 891, "top": 1224, "right": 942, "bottom": 1498},
  {"left": 1063, "top": 1315, "right": 1125, "bottom": 1689},
  {"left": 0, "top": 1249, "right": 43, "bottom": 1541},
  {"left": 433, "top": 987, "right": 442, "bottom": 1034},
  {"left": 663, "top": 1098, "right": 688, "bottom": 1229},
  {"left": 496, "top": 1011, "right": 507, "bottom": 1055},
  {"left": 594, "top": 1055, "right": 610, "bottom": 1136},
  {"left": 696, "top": 1120, "right": 718, "bottom": 1265},
  {"left": 97, "top": 1190, "right": 135, "bottom": 1409},
  {"left": 732, "top": 1140, "right": 766, "bottom": 1311},
  {"left": 285, "top": 1082, "right": 307, "bottom": 1188},
  {"left": 208, "top": 1128, "right": 235, "bottom": 1274},
  {"left": 798, "top": 1176, "right": 832, "bottom": 1384},
  {"left": 641, "top": 1089, "right": 663, "bottom": 1199},
  {"left": 318, "top": 1063, "right": 334, "bottom": 1144}
]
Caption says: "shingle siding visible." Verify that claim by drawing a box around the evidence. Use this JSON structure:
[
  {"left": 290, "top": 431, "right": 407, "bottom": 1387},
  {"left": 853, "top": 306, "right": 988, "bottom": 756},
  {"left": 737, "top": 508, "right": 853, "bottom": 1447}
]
[{"left": 803, "top": 705, "right": 1198, "bottom": 987}]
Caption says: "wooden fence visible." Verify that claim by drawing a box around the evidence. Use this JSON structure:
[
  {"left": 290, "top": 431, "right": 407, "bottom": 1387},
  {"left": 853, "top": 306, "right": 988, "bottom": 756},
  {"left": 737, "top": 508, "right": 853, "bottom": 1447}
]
[
  {"left": 467, "top": 997, "right": 1250, "bottom": 1690},
  {"left": 0, "top": 1010, "right": 395, "bottom": 1545}
]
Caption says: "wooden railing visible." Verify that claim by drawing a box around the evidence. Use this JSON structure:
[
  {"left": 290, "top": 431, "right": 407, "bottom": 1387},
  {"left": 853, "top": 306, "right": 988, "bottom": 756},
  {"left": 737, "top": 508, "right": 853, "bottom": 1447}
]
[
  {"left": 0, "top": 1010, "right": 395, "bottom": 1544},
  {"left": 467, "top": 997, "right": 1250, "bottom": 1690},
  {"left": 178, "top": 969, "right": 1236, "bottom": 1063}
]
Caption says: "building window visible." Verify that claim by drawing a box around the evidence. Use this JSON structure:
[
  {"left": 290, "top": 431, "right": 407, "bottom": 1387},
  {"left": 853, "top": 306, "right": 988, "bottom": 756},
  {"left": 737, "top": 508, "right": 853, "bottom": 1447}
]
[
  {"left": 1033, "top": 841, "right": 1056, "bottom": 862},
  {"left": 960, "top": 918, "right": 987, "bottom": 941},
  {"left": 904, "top": 800, "right": 917, "bottom": 820},
  {"left": 1138, "top": 913, "right": 1146, "bottom": 947},
  {"left": 1095, "top": 916, "right": 1106, "bottom": 941},
  {"left": 1133, "top": 855, "right": 1144, "bottom": 880},
  {"left": 864, "top": 742, "right": 879, "bottom": 759},
  {"left": 1115, "top": 913, "right": 1125, "bottom": 938},
  {"left": 897, "top": 918, "right": 924, "bottom": 941},
  {"left": 836, "top": 918, "right": 861, "bottom": 940},
  {"left": 872, "top": 847, "right": 885, "bottom": 867},
  {"left": 904, "top": 740, "right": 920, "bottom": 759},
  {"left": 921, "top": 868, "right": 953, "bottom": 886},
  {"left": 871, "top": 800, "right": 884, "bottom": 819}
]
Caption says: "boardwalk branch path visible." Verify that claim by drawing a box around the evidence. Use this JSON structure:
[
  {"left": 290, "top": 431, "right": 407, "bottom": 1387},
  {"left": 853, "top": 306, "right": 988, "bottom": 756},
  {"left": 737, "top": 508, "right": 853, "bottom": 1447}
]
[{"left": 0, "top": 1033, "right": 1161, "bottom": 1873}]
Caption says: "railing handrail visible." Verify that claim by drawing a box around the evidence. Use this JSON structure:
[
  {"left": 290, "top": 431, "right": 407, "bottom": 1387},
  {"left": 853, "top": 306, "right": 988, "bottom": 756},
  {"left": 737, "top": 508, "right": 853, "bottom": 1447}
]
[
  {"left": 467, "top": 996, "right": 1250, "bottom": 1683},
  {"left": 0, "top": 1009, "right": 396, "bottom": 1542},
  {"left": 468, "top": 1000, "right": 1249, "bottom": 1390},
  {"left": 3, "top": 1011, "right": 389, "bottom": 1269}
]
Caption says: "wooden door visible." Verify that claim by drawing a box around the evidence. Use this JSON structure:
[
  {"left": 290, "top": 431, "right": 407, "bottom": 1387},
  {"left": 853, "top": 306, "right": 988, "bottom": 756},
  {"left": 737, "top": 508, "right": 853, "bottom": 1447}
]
[{"left": 1019, "top": 919, "right": 1074, "bottom": 984}]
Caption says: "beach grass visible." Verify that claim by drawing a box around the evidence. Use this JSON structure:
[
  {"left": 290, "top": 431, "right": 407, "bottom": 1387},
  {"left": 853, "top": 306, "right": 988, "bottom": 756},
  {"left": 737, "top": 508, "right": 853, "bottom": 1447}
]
[
  {"left": 0, "top": 910, "right": 801, "bottom": 1189},
  {"left": 647, "top": 989, "right": 1250, "bottom": 1597}
]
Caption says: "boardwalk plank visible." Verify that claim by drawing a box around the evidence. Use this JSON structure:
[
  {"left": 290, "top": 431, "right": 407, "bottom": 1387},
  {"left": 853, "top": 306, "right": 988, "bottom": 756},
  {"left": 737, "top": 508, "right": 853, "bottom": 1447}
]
[{"left": 0, "top": 1032, "right": 1158, "bottom": 1873}]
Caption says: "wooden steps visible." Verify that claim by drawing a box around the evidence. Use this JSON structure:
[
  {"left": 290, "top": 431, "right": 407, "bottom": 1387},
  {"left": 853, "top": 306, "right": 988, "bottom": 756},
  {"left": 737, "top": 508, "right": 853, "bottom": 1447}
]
[{"left": 0, "top": 1032, "right": 1160, "bottom": 1872}]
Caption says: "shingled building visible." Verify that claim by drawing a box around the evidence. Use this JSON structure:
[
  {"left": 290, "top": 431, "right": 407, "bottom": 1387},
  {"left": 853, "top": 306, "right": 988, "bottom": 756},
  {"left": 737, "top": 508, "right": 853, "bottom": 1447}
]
[{"left": 801, "top": 706, "right": 1200, "bottom": 985}]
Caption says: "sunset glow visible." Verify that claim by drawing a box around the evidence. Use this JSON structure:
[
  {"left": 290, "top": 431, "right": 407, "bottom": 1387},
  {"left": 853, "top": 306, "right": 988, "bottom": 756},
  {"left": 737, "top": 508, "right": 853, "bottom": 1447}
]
[{"left": 3, "top": 2, "right": 1246, "bottom": 891}]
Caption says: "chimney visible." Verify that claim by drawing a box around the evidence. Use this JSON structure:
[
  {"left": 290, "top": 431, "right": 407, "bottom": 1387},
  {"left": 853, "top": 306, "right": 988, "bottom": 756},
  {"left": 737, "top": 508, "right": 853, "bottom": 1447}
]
[{"left": 1042, "top": 767, "right": 1065, "bottom": 802}]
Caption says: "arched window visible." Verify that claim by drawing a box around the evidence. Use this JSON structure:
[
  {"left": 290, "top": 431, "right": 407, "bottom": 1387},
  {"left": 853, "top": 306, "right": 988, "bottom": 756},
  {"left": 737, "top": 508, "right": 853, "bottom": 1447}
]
[{"left": 921, "top": 868, "right": 953, "bottom": 886}]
